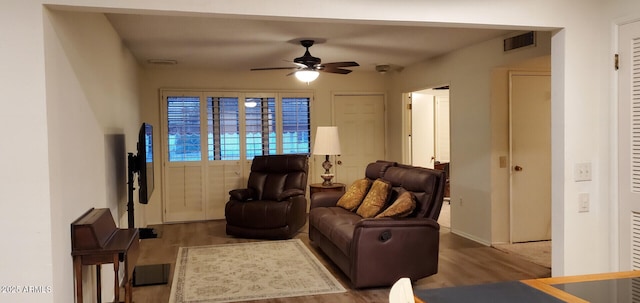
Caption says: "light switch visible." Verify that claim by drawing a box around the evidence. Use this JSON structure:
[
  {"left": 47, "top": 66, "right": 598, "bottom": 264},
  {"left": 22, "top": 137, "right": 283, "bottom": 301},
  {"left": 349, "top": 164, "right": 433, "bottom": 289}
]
[
  {"left": 499, "top": 156, "right": 507, "bottom": 168},
  {"left": 578, "top": 193, "right": 589, "bottom": 213}
]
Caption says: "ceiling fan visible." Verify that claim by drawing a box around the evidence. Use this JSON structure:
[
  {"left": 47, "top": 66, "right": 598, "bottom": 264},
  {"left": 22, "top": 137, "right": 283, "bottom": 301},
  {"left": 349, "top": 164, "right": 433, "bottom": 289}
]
[{"left": 250, "top": 39, "right": 359, "bottom": 82}]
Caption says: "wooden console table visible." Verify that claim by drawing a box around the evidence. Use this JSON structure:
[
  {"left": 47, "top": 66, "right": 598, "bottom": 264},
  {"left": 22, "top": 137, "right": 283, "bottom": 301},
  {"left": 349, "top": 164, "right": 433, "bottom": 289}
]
[
  {"left": 71, "top": 208, "right": 139, "bottom": 303},
  {"left": 309, "top": 182, "right": 346, "bottom": 197}
]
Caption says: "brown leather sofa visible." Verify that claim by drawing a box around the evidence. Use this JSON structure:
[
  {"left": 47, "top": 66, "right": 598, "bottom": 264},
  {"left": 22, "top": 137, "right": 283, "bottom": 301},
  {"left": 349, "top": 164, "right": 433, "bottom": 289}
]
[
  {"left": 225, "top": 154, "right": 309, "bottom": 239},
  {"left": 309, "top": 161, "right": 445, "bottom": 288}
]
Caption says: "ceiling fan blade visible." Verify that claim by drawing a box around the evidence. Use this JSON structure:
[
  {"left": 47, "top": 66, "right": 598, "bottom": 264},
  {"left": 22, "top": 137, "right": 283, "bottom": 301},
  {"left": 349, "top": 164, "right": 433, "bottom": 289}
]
[
  {"left": 250, "top": 67, "right": 297, "bottom": 71},
  {"left": 253, "top": 41, "right": 357, "bottom": 77},
  {"left": 291, "top": 62, "right": 308, "bottom": 68},
  {"left": 321, "top": 61, "right": 360, "bottom": 68},
  {"left": 320, "top": 67, "right": 352, "bottom": 74}
]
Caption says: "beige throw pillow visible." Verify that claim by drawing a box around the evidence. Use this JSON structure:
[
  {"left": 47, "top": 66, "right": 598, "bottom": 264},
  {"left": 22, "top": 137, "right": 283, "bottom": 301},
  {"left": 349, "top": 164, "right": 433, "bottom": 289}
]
[
  {"left": 356, "top": 179, "right": 392, "bottom": 218},
  {"left": 336, "top": 178, "right": 372, "bottom": 211},
  {"left": 375, "top": 191, "right": 416, "bottom": 218}
]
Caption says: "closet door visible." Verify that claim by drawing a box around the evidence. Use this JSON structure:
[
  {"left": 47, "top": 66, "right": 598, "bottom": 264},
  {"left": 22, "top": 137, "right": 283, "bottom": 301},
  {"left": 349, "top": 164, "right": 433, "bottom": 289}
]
[
  {"left": 618, "top": 21, "right": 640, "bottom": 270},
  {"left": 333, "top": 93, "right": 385, "bottom": 186}
]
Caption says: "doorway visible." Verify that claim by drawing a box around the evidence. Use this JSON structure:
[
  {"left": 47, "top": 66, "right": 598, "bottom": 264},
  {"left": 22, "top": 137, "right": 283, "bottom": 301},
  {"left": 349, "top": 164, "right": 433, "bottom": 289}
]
[{"left": 405, "top": 86, "right": 451, "bottom": 226}]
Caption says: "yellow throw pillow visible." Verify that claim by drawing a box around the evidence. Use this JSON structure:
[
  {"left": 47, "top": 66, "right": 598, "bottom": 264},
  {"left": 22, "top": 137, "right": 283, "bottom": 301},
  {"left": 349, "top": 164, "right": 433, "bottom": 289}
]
[
  {"left": 336, "top": 178, "right": 372, "bottom": 211},
  {"left": 356, "top": 179, "right": 392, "bottom": 218},
  {"left": 375, "top": 191, "right": 416, "bottom": 218}
]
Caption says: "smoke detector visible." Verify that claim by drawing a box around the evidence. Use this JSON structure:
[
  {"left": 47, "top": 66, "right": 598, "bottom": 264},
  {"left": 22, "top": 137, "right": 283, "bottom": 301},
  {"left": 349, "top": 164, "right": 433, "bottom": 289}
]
[{"left": 375, "top": 64, "right": 391, "bottom": 74}]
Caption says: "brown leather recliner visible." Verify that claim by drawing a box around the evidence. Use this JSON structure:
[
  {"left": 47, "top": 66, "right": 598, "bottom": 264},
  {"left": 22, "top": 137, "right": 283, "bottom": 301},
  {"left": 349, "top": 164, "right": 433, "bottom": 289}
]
[
  {"left": 309, "top": 161, "right": 445, "bottom": 288},
  {"left": 225, "top": 154, "right": 309, "bottom": 239}
]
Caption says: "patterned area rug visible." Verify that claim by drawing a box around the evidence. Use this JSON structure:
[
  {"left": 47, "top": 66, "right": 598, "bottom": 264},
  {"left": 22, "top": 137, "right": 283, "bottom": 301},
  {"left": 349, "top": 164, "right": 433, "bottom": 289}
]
[{"left": 169, "top": 239, "right": 346, "bottom": 303}]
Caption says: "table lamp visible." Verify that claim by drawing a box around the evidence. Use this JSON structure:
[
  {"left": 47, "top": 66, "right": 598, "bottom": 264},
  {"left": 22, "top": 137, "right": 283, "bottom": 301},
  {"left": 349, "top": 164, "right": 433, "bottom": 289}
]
[{"left": 313, "top": 126, "right": 341, "bottom": 185}]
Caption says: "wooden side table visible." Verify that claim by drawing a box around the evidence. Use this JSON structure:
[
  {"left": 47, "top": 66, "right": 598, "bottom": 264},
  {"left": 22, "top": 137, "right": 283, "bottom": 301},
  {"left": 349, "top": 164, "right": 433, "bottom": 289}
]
[
  {"left": 309, "top": 183, "right": 346, "bottom": 197},
  {"left": 71, "top": 208, "right": 140, "bottom": 303}
]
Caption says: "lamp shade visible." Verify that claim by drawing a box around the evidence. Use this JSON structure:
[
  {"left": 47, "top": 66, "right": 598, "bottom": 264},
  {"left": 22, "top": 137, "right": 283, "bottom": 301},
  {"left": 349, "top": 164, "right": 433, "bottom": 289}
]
[
  {"left": 313, "top": 126, "right": 341, "bottom": 155},
  {"left": 295, "top": 69, "right": 320, "bottom": 83}
]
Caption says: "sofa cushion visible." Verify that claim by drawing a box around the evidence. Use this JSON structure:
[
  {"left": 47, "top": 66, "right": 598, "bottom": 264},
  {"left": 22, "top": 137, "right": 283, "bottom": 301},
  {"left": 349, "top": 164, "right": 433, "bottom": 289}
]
[
  {"left": 375, "top": 190, "right": 416, "bottom": 218},
  {"left": 356, "top": 178, "right": 392, "bottom": 218},
  {"left": 309, "top": 207, "right": 361, "bottom": 256},
  {"left": 337, "top": 178, "right": 372, "bottom": 211}
]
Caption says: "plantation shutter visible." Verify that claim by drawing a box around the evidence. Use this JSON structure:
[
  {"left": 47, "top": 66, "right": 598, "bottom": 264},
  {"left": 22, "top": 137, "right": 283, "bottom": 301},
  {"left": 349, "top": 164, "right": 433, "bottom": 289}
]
[
  {"left": 164, "top": 95, "right": 206, "bottom": 222},
  {"left": 162, "top": 90, "right": 312, "bottom": 222}
]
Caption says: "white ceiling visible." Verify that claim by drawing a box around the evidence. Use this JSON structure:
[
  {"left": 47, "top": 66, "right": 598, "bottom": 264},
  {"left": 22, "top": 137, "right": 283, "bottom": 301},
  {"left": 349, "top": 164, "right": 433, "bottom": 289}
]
[{"left": 105, "top": 14, "right": 514, "bottom": 73}]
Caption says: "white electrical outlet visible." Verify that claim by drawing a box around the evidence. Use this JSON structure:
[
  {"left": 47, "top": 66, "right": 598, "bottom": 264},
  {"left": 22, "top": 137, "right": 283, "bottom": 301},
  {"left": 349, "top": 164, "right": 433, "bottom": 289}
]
[
  {"left": 574, "top": 162, "right": 592, "bottom": 182},
  {"left": 578, "top": 193, "right": 589, "bottom": 213}
]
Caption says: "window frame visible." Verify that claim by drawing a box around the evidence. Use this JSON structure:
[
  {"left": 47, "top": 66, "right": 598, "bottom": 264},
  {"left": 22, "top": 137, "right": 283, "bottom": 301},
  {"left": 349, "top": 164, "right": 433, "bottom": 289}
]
[{"left": 161, "top": 90, "right": 313, "bottom": 164}]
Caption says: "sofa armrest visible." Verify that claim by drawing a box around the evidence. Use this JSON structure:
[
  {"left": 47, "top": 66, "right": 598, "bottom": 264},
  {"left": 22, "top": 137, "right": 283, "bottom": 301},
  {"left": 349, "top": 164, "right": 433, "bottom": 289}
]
[
  {"left": 277, "top": 189, "right": 305, "bottom": 201},
  {"left": 310, "top": 191, "right": 343, "bottom": 209},
  {"left": 349, "top": 218, "right": 440, "bottom": 288},
  {"left": 229, "top": 188, "right": 255, "bottom": 201}
]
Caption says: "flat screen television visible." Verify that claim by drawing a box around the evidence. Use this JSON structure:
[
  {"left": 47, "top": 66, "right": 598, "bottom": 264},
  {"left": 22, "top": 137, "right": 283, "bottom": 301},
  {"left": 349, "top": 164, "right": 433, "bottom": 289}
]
[{"left": 137, "top": 123, "right": 154, "bottom": 204}]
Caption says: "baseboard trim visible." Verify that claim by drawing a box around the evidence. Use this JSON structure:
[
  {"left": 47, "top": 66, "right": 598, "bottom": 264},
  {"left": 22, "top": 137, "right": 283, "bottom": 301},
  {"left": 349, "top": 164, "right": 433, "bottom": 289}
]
[{"left": 451, "top": 229, "right": 491, "bottom": 246}]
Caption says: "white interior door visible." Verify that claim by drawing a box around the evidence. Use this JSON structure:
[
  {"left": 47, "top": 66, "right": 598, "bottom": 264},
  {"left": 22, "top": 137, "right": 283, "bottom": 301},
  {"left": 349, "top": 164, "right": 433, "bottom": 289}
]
[
  {"left": 410, "top": 88, "right": 450, "bottom": 169},
  {"left": 411, "top": 93, "right": 436, "bottom": 168},
  {"left": 333, "top": 94, "right": 385, "bottom": 186},
  {"left": 435, "top": 95, "right": 450, "bottom": 163},
  {"left": 618, "top": 21, "right": 640, "bottom": 270},
  {"left": 510, "top": 72, "right": 552, "bottom": 243}
]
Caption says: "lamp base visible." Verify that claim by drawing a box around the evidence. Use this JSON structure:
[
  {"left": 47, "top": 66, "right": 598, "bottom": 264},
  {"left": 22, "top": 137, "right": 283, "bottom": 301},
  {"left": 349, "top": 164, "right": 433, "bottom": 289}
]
[
  {"left": 320, "top": 155, "right": 335, "bottom": 185},
  {"left": 321, "top": 174, "right": 335, "bottom": 186}
]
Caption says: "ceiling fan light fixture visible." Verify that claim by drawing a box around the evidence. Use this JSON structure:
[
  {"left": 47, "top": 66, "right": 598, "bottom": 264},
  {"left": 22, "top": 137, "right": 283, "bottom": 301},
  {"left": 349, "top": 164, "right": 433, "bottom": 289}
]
[{"left": 294, "top": 69, "right": 319, "bottom": 83}]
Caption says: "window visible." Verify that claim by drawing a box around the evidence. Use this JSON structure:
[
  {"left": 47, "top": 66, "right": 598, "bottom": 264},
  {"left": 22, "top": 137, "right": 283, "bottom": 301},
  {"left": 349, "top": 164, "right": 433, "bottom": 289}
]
[
  {"left": 282, "top": 97, "right": 311, "bottom": 154},
  {"left": 208, "top": 97, "right": 240, "bottom": 160},
  {"left": 245, "top": 97, "right": 276, "bottom": 159},
  {"left": 167, "top": 96, "right": 201, "bottom": 162},
  {"left": 165, "top": 92, "right": 311, "bottom": 162}
]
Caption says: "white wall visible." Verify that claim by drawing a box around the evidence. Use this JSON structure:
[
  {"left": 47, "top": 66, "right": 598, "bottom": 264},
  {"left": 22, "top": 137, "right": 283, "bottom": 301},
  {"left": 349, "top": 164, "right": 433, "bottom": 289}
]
[
  {"left": 0, "top": 0, "right": 634, "bottom": 302},
  {"left": 44, "top": 9, "right": 140, "bottom": 303},
  {"left": 388, "top": 32, "right": 553, "bottom": 245},
  {"left": 0, "top": 2, "right": 54, "bottom": 303},
  {"left": 140, "top": 67, "right": 385, "bottom": 224}
]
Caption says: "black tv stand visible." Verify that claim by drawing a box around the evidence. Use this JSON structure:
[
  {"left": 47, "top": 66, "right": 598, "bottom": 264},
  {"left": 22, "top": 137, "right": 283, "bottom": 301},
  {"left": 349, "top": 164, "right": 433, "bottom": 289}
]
[{"left": 127, "top": 152, "right": 169, "bottom": 287}]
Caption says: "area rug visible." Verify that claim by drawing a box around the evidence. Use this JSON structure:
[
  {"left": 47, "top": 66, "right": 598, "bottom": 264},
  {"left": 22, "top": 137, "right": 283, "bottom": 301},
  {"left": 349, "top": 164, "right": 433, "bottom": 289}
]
[{"left": 168, "top": 239, "right": 346, "bottom": 303}]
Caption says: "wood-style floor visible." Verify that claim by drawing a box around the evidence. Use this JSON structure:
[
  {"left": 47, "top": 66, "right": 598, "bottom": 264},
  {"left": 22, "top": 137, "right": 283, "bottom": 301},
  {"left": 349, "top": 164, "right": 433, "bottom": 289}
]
[{"left": 132, "top": 220, "right": 551, "bottom": 303}]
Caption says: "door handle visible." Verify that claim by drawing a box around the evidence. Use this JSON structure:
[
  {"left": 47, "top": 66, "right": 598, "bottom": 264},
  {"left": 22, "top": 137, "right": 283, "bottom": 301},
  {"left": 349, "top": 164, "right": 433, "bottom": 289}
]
[
  {"left": 514, "top": 165, "right": 523, "bottom": 171},
  {"left": 337, "top": 160, "right": 342, "bottom": 165}
]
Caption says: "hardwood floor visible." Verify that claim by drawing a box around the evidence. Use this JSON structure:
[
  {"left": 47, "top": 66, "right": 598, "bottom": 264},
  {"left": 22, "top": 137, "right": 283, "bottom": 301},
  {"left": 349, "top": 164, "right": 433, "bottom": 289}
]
[{"left": 132, "top": 220, "right": 551, "bottom": 303}]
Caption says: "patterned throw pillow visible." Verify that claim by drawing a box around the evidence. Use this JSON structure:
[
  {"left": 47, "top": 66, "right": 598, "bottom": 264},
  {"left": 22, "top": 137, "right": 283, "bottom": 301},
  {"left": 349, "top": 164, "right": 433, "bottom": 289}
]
[
  {"left": 375, "top": 190, "right": 416, "bottom": 218},
  {"left": 336, "top": 178, "right": 372, "bottom": 211},
  {"left": 356, "top": 179, "right": 392, "bottom": 218}
]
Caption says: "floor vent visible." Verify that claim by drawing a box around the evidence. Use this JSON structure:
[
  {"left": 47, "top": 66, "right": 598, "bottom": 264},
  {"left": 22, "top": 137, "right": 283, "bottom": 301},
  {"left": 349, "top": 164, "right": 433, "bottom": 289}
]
[{"left": 504, "top": 31, "right": 536, "bottom": 52}]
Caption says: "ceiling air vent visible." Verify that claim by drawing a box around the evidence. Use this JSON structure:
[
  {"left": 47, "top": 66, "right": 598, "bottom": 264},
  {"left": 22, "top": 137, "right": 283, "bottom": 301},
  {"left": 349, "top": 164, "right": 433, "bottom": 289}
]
[{"left": 504, "top": 31, "right": 536, "bottom": 52}]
